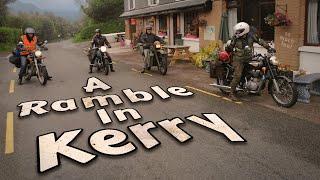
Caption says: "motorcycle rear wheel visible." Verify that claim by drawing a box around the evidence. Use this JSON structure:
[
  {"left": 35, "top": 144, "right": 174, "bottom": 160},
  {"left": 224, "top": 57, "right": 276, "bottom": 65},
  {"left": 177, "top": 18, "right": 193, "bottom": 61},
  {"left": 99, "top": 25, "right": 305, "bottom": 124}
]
[{"left": 270, "top": 77, "right": 298, "bottom": 108}]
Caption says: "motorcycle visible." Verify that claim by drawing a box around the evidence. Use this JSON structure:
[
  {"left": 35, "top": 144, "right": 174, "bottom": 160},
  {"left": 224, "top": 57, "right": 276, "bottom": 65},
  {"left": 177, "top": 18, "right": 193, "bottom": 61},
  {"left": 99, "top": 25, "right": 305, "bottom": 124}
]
[
  {"left": 91, "top": 46, "right": 111, "bottom": 75},
  {"left": 23, "top": 50, "right": 49, "bottom": 86},
  {"left": 145, "top": 41, "right": 168, "bottom": 75},
  {"left": 210, "top": 49, "right": 298, "bottom": 108}
]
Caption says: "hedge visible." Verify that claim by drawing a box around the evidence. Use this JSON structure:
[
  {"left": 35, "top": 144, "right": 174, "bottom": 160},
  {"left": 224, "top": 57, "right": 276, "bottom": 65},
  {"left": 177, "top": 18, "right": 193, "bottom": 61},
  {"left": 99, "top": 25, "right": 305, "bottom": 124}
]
[
  {"left": 73, "top": 20, "right": 124, "bottom": 42},
  {"left": 0, "top": 27, "right": 21, "bottom": 44},
  {"left": 0, "top": 27, "right": 21, "bottom": 52}
]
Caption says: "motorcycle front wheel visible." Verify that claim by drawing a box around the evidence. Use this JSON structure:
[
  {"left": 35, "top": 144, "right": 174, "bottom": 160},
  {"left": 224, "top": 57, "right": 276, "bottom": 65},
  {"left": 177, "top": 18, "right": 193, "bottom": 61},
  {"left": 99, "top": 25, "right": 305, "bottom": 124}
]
[
  {"left": 103, "top": 60, "right": 109, "bottom": 75},
  {"left": 158, "top": 55, "right": 168, "bottom": 75},
  {"left": 25, "top": 67, "right": 32, "bottom": 81},
  {"left": 216, "top": 77, "right": 229, "bottom": 95},
  {"left": 270, "top": 77, "right": 298, "bottom": 108},
  {"left": 38, "top": 66, "right": 48, "bottom": 85}
]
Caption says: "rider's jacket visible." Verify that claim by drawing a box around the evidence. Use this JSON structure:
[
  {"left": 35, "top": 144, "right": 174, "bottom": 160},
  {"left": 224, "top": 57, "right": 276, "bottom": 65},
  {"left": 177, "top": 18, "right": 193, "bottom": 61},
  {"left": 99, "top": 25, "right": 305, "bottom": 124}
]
[
  {"left": 140, "top": 33, "right": 164, "bottom": 49},
  {"left": 226, "top": 33, "right": 270, "bottom": 62},
  {"left": 20, "top": 35, "right": 38, "bottom": 55},
  {"left": 91, "top": 35, "right": 110, "bottom": 48}
]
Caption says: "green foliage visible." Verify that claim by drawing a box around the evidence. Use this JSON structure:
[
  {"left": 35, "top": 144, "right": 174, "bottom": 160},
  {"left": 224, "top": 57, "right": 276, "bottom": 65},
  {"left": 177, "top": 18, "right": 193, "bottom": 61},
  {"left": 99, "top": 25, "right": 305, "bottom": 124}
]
[
  {"left": 0, "top": 0, "right": 17, "bottom": 26},
  {"left": 192, "top": 41, "right": 221, "bottom": 68},
  {"left": 4, "top": 13, "right": 80, "bottom": 41},
  {"left": 75, "top": 0, "right": 125, "bottom": 42},
  {"left": 0, "top": 27, "right": 20, "bottom": 51},
  {"left": 81, "top": 0, "right": 123, "bottom": 22},
  {"left": 73, "top": 20, "right": 124, "bottom": 42}
]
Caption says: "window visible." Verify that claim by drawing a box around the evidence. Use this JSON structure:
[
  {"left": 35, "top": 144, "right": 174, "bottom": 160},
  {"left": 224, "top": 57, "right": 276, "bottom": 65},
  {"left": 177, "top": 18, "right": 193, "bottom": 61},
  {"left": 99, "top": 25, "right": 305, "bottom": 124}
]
[
  {"left": 184, "top": 12, "right": 199, "bottom": 38},
  {"left": 148, "top": 0, "right": 159, "bottom": 6},
  {"left": 158, "top": 15, "right": 168, "bottom": 36},
  {"left": 128, "top": 0, "right": 135, "bottom": 10},
  {"left": 306, "top": 0, "right": 320, "bottom": 45}
]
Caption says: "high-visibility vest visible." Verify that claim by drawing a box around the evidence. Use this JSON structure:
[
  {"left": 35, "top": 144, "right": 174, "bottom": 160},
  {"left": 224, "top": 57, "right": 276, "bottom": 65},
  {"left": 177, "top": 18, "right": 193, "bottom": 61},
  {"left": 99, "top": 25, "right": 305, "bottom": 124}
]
[{"left": 21, "top": 35, "right": 37, "bottom": 51}]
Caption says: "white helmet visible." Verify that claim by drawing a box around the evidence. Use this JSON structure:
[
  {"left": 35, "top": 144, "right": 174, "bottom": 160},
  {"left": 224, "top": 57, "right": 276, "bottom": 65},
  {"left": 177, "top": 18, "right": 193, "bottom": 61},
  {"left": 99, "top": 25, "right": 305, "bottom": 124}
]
[{"left": 233, "top": 22, "right": 250, "bottom": 38}]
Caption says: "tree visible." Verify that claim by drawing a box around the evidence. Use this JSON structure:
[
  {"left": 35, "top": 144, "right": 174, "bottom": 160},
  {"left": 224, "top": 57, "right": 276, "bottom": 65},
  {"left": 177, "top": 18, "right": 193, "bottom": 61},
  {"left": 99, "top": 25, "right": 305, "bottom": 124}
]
[
  {"left": 0, "top": 0, "right": 16, "bottom": 26},
  {"left": 81, "top": 0, "right": 123, "bottom": 22}
]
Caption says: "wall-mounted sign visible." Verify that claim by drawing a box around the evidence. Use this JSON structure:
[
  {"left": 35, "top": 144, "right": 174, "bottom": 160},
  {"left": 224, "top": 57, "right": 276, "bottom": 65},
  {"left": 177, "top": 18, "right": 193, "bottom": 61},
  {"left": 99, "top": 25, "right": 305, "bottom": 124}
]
[{"left": 204, "top": 26, "right": 215, "bottom": 41}]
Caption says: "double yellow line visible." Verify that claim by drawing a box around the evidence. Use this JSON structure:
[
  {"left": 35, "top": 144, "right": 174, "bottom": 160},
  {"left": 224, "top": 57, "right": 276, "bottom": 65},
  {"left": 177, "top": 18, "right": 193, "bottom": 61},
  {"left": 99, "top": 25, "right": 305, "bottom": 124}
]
[
  {"left": 5, "top": 67, "right": 17, "bottom": 154},
  {"left": 185, "top": 86, "right": 243, "bottom": 105},
  {"left": 5, "top": 112, "right": 14, "bottom": 154},
  {"left": 131, "top": 68, "right": 153, "bottom": 77},
  {"left": 9, "top": 67, "right": 17, "bottom": 94}
]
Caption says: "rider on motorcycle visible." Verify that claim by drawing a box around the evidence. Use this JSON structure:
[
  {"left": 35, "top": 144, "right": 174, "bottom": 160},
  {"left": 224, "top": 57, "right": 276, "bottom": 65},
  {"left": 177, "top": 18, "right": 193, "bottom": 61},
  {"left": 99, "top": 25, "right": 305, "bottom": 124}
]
[
  {"left": 225, "top": 22, "right": 275, "bottom": 100},
  {"left": 18, "top": 27, "right": 52, "bottom": 85},
  {"left": 88, "top": 29, "right": 114, "bottom": 73},
  {"left": 140, "top": 26, "right": 165, "bottom": 73}
]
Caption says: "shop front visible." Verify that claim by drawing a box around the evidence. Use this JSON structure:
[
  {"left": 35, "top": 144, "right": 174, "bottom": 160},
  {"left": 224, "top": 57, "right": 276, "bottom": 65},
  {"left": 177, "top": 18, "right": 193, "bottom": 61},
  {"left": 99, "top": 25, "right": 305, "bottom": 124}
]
[
  {"left": 120, "top": 0, "right": 214, "bottom": 52},
  {"left": 122, "top": 0, "right": 319, "bottom": 73}
]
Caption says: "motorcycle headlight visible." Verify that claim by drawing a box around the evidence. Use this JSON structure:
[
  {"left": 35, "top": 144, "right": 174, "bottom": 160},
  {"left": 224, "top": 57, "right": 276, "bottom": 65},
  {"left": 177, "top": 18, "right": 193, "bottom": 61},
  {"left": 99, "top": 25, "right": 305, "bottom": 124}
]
[
  {"left": 100, "top": 46, "right": 107, "bottom": 53},
  {"left": 154, "top": 41, "right": 161, "bottom": 49},
  {"left": 35, "top": 50, "right": 42, "bottom": 57},
  {"left": 270, "top": 56, "right": 279, "bottom": 65}
]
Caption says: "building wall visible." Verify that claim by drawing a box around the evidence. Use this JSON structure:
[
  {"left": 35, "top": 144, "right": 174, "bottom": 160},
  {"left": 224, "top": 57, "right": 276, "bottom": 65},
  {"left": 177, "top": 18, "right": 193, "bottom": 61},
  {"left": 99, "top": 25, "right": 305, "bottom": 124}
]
[
  {"left": 199, "top": 0, "right": 225, "bottom": 48},
  {"left": 274, "top": 0, "right": 306, "bottom": 70}
]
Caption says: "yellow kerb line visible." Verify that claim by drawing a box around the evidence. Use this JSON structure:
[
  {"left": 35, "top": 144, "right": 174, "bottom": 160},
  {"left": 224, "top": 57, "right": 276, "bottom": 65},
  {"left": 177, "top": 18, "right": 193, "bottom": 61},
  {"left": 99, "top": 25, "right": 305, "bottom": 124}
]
[
  {"left": 185, "top": 86, "right": 243, "bottom": 105},
  {"left": 5, "top": 112, "right": 14, "bottom": 154},
  {"left": 9, "top": 80, "right": 15, "bottom": 93},
  {"left": 131, "top": 68, "right": 153, "bottom": 76}
]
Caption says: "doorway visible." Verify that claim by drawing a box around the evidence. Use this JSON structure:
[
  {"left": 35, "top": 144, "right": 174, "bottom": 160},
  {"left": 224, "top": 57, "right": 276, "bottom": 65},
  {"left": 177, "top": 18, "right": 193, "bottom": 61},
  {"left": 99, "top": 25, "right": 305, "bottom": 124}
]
[{"left": 238, "top": 0, "right": 275, "bottom": 41}]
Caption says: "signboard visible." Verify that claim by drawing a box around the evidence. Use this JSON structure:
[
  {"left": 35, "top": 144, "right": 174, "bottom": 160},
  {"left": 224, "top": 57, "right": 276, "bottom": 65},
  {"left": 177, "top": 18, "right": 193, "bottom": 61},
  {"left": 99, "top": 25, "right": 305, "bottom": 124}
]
[{"left": 204, "top": 26, "right": 215, "bottom": 41}]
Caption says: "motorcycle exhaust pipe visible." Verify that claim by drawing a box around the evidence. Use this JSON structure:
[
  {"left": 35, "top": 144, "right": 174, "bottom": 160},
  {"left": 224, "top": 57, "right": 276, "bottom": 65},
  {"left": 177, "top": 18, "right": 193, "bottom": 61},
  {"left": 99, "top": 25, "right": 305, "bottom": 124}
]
[{"left": 210, "top": 83, "right": 244, "bottom": 91}]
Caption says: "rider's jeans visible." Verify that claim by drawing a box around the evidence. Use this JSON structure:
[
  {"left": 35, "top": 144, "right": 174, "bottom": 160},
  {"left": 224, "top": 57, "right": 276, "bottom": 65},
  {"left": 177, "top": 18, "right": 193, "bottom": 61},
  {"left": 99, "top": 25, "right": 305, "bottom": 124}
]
[
  {"left": 143, "top": 49, "right": 150, "bottom": 68},
  {"left": 19, "top": 56, "right": 27, "bottom": 79},
  {"left": 230, "top": 60, "right": 244, "bottom": 93}
]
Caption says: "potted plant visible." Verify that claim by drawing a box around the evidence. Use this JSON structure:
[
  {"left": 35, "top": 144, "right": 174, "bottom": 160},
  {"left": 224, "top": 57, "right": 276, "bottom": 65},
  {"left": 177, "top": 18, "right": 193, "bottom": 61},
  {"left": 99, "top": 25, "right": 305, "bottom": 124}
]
[{"left": 264, "top": 12, "right": 292, "bottom": 27}]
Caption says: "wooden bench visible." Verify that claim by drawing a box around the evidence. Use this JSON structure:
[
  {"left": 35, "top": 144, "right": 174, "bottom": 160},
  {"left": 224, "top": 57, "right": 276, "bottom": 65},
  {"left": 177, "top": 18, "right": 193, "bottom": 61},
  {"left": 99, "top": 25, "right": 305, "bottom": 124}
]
[
  {"left": 294, "top": 73, "right": 320, "bottom": 103},
  {"left": 163, "top": 45, "right": 191, "bottom": 65}
]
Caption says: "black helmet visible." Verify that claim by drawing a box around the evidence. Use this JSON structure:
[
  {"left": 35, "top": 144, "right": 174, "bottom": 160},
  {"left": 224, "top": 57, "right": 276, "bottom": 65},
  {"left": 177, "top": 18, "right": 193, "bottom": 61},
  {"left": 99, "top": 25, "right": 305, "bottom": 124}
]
[
  {"left": 25, "top": 27, "right": 35, "bottom": 34},
  {"left": 95, "top": 29, "right": 101, "bottom": 33}
]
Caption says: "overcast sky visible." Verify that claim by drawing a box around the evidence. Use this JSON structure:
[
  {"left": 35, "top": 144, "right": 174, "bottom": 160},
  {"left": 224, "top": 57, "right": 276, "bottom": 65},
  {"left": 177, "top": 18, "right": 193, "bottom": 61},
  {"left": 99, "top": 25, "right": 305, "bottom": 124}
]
[{"left": 20, "top": 0, "right": 81, "bottom": 11}]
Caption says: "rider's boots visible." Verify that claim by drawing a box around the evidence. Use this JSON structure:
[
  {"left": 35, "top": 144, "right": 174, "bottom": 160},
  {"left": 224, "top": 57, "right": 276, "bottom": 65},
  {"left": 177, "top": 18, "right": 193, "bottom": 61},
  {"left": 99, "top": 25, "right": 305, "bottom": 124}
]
[
  {"left": 18, "top": 77, "right": 23, "bottom": 85},
  {"left": 110, "top": 64, "right": 115, "bottom": 72},
  {"left": 89, "top": 65, "right": 93, "bottom": 73},
  {"left": 229, "top": 92, "right": 239, "bottom": 101}
]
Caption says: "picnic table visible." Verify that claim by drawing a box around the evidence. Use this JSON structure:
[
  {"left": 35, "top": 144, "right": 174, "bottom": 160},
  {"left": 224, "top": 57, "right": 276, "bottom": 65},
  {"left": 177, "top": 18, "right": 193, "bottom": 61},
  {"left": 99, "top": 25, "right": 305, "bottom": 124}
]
[{"left": 163, "top": 45, "right": 192, "bottom": 64}]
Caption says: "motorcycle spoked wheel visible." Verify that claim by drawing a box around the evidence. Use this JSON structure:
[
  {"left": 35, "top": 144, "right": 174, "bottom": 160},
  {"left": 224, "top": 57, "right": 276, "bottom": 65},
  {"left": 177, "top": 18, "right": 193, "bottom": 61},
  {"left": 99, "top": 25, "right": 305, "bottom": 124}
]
[
  {"left": 158, "top": 55, "right": 168, "bottom": 75},
  {"left": 103, "top": 59, "right": 109, "bottom": 75},
  {"left": 38, "top": 66, "right": 48, "bottom": 85},
  {"left": 270, "top": 77, "right": 298, "bottom": 108},
  {"left": 25, "top": 67, "right": 32, "bottom": 81}
]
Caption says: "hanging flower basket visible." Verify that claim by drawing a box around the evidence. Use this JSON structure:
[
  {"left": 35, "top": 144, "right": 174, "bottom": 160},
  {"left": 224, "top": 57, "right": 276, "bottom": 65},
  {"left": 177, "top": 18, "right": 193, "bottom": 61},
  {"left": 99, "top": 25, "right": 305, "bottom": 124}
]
[
  {"left": 199, "top": 19, "right": 207, "bottom": 27},
  {"left": 192, "top": 19, "right": 199, "bottom": 26},
  {"left": 264, "top": 12, "right": 292, "bottom": 27}
]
